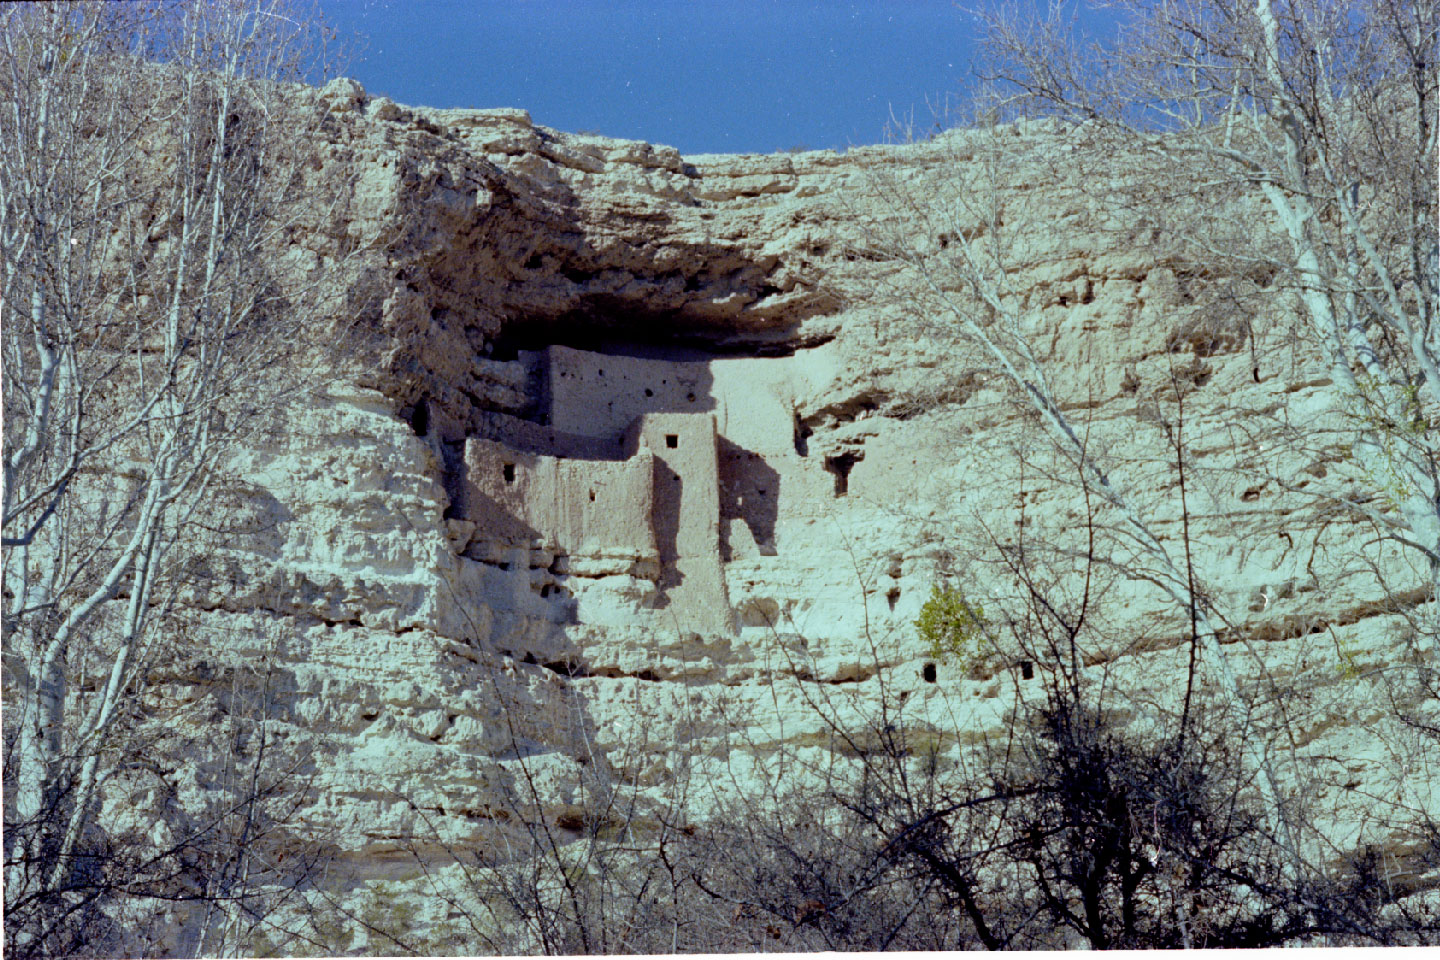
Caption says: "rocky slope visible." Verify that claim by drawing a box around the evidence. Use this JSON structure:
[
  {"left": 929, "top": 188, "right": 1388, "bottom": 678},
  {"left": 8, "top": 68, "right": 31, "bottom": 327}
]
[{"left": 141, "top": 76, "right": 1436, "bottom": 948}]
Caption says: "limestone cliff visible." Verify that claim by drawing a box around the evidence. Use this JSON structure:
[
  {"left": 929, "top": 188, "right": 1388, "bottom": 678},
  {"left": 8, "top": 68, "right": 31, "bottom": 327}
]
[{"left": 145, "top": 76, "right": 1436, "bottom": 947}]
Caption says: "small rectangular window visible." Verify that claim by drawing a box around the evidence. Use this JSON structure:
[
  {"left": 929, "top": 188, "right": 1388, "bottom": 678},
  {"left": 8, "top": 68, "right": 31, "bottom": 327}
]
[
  {"left": 665, "top": 434, "right": 678, "bottom": 448},
  {"left": 502, "top": 463, "right": 515, "bottom": 483}
]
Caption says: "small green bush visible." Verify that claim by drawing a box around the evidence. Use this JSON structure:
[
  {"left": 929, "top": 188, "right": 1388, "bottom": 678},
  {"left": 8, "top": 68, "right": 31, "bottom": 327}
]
[{"left": 915, "top": 584, "right": 987, "bottom": 665}]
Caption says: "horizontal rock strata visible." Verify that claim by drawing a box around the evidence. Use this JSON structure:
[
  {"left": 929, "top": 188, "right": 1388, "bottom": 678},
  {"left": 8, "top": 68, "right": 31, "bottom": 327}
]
[{"left": 112, "top": 79, "right": 1438, "bottom": 946}]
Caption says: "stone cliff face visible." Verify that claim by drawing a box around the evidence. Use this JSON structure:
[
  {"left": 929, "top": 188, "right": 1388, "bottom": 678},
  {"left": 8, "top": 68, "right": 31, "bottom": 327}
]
[{"left": 164, "top": 77, "right": 1434, "bottom": 940}]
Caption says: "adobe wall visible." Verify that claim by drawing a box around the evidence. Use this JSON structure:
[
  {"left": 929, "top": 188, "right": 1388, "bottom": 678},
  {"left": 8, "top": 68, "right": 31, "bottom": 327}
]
[
  {"left": 544, "top": 344, "right": 715, "bottom": 438},
  {"left": 624, "top": 412, "right": 732, "bottom": 634},
  {"left": 471, "top": 409, "right": 624, "bottom": 460},
  {"left": 622, "top": 413, "right": 721, "bottom": 563},
  {"left": 707, "top": 355, "right": 805, "bottom": 556},
  {"left": 539, "top": 343, "right": 835, "bottom": 458},
  {"left": 460, "top": 437, "right": 657, "bottom": 562}
]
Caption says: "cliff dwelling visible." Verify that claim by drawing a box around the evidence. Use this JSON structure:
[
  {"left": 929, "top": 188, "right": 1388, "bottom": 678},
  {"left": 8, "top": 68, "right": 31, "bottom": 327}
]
[
  {"left": 18, "top": 7, "right": 1440, "bottom": 949},
  {"left": 449, "top": 341, "right": 826, "bottom": 636}
]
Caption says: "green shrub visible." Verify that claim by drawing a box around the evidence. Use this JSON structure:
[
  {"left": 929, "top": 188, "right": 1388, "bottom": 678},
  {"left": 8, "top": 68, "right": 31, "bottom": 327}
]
[{"left": 915, "top": 584, "right": 987, "bottom": 665}]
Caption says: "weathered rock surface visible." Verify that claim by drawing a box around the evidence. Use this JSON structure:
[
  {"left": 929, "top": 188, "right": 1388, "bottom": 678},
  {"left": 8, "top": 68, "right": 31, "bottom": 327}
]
[{"left": 147, "top": 80, "right": 1436, "bottom": 944}]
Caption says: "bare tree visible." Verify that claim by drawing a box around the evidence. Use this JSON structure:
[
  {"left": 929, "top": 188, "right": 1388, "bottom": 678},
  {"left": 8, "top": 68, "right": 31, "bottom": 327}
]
[
  {"left": 841, "top": 0, "right": 1439, "bottom": 908},
  {"left": 973, "top": 0, "right": 1440, "bottom": 611},
  {"left": 1, "top": 2, "right": 349, "bottom": 953},
  {"left": 713, "top": 452, "right": 1436, "bottom": 947}
]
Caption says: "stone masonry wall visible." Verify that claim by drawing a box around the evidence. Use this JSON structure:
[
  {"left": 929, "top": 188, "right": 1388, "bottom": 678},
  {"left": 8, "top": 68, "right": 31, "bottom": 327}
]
[{"left": 460, "top": 437, "right": 658, "bottom": 565}]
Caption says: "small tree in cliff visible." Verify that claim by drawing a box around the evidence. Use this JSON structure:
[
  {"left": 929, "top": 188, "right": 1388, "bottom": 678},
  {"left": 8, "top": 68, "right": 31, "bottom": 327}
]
[{"left": 0, "top": 2, "right": 350, "bottom": 953}]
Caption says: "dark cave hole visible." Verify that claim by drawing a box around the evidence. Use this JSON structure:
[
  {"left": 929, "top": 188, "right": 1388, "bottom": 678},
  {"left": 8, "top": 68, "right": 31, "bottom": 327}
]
[
  {"left": 408, "top": 397, "right": 431, "bottom": 437},
  {"left": 793, "top": 416, "right": 812, "bottom": 456},
  {"left": 922, "top": 662, "right": 937, "bottom": 683}
]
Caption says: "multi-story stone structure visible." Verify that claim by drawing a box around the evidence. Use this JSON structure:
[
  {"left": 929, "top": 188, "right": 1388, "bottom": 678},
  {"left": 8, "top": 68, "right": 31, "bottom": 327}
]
[{"left": 453, "top": 344, "right": 750, "bottom": 635}]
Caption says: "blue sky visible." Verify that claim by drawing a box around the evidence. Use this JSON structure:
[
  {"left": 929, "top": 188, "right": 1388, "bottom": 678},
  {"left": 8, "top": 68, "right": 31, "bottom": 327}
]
[{"left": 317, "top": 1, "right": 1107, "bottom": 155}]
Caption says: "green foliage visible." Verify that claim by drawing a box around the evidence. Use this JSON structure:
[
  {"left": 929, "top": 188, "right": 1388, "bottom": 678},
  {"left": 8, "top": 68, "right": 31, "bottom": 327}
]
[
  {"left": 1348, "top": 375, "right": 1433, "bottom": 512},
  {"left": 1333, "top": 632, "right": 1363, "bottom": 681},
  {"left": 914, "top": 584, "right": 988, "bottom": 665}
]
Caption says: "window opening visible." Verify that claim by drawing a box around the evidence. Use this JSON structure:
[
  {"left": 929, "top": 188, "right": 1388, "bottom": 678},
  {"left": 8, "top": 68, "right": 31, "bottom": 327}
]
[
  {"left": 825, "top": 452, "right": 859, "bottom": 497},
  {"left": 665, "top": 434, "right": 678, "bottom": 448},
  {"left": 1021, "top": 660, "right": 1034, "bottom": 680},
  {"left": 502, "top": 463, "right": 515, "bottom": 483},
  {"left": 922, "top": 662, "right": 937, "bottom": 683}
]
